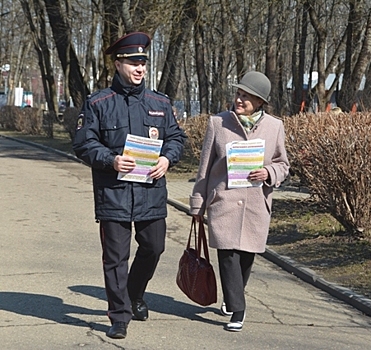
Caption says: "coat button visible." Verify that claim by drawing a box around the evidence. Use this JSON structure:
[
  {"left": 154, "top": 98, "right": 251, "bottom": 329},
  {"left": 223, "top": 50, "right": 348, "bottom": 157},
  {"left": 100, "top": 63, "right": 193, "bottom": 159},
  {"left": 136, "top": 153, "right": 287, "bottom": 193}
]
[{"left": 237, "top": 200, "right": 243, "bottom": 206}]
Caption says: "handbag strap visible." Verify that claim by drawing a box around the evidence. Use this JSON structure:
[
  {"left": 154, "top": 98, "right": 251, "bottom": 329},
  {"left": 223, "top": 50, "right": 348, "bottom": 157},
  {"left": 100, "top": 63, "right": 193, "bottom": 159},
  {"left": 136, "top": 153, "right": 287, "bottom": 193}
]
[
  {"left": 187, "top": 218, "right": 211, "bottom": 263},
  {"left": 197, "top": 220, "right": 211, "bottom": 263},
  {"left": 186, "top": 217, "right": 197, "bottom": 251}
]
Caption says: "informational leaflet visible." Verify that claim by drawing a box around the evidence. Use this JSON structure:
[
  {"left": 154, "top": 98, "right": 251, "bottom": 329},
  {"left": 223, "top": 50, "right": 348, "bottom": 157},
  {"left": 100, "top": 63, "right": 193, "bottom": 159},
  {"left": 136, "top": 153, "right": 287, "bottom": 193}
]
[
  {"left": 226, "top": 138, "right": 265, "bottom": 188},
  {"left": 117, "top": 134, "right": 163, "bottom": 183}
]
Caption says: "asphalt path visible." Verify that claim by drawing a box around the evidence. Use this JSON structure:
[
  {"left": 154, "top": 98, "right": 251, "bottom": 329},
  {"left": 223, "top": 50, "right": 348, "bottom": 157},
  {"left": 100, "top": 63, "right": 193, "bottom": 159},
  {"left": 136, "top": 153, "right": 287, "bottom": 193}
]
[{"left": 0, "top": 136, "right": 370, "bottom": 349}]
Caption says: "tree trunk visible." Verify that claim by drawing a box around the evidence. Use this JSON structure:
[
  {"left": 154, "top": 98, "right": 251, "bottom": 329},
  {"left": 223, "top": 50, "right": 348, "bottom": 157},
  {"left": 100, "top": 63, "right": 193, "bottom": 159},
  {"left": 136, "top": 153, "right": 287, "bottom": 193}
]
[
  {"left": 9, "top": 29, "right": 31, "bottom": 106},
  {"left": 345, "top": 9, "right": 371, "bottom": 110},
  {"left": 224, "top": 0, "right": 253, "bottom": 79},
  {"left": 43, "top": 0, "right": 89, "bottom": 109},
  {"left": 194, "top": 22, "right": 209, "bottom": 114},
  {"left": 210, "top": 1, "right": 229, "bottom": 114},
  {"left": 265, "top": 1, "right": 278, "bottom": 114},
  {"left": 292, "top": 3, "right": 308, "bottom": 114},
  {"left": 121, "top": 0, "right": 134, "bottom": 32},
  {"left": 20, "top": 0, "right": 57, "bottom": 128},
  {"left": 308, "top": 1, "right": 328, "bottom": 112},
  {"left": 157, "top": 0, "right": 195, "bottom": 102}
]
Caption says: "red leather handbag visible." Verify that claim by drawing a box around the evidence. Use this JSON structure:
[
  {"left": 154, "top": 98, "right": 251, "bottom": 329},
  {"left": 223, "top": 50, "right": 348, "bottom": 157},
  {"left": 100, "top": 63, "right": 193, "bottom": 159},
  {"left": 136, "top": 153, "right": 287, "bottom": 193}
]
[{"left": 176, "top": 217, "right": 217, "bottom": 306}]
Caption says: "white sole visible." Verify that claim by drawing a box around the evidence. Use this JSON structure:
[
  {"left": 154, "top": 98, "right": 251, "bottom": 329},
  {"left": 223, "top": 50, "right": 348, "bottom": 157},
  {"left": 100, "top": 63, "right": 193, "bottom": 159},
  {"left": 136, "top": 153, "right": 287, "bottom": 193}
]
[
  {"left": 220, "top": 302, "right": 233, "bottom": 317},
  {"left": 225, "top": 311, "right": 245, "bottom": 332},
  {"left": 225, "top": 323, "right": 243, "bottom": 332}
]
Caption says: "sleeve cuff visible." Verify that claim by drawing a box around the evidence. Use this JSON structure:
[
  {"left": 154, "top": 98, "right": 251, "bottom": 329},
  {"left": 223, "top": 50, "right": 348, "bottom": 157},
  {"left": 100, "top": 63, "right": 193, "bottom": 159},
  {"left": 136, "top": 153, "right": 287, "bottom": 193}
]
[{"left": 104, "top": 154, "right": 116, "bottom": 169}]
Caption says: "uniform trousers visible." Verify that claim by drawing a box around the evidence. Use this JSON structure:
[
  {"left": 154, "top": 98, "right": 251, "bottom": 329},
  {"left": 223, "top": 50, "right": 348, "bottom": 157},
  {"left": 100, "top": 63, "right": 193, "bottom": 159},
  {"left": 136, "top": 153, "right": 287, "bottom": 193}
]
[
  {"left": 100, "top": 219, "right": 166, "bottom": 324},
  {"left": 217, "top": 249, "right": 255, "bottom": 313}
]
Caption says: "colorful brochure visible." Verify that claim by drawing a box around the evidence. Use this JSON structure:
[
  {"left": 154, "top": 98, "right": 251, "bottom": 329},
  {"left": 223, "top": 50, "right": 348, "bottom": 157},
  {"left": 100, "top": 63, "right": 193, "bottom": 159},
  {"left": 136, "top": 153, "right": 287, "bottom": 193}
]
[
  {"left": 226, "top": 139, "right": 265, "bottom": 188},
  {"left": 117, "top": 134, "right": 163, "bottom": 183}
]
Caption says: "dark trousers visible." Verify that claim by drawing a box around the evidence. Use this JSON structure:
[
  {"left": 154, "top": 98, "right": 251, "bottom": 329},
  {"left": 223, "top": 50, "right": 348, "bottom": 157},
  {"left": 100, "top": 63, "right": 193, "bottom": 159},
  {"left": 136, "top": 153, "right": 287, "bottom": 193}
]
[
  {"left": 217, "top": 249, "right": 255, "bottom": 313},
  {"left": 100, "top": 219, "right": 166, "bottom": 323}
]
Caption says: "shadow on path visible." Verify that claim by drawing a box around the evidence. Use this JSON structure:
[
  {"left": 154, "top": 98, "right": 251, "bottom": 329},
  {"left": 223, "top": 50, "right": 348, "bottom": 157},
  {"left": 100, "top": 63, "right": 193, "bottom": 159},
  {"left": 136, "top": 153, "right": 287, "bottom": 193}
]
[
  {"left": 0, "top": 291, "right": 107, "bottom": 333},
  {"left": 69, "top": 285, "right": 224, "bottom": 326}
]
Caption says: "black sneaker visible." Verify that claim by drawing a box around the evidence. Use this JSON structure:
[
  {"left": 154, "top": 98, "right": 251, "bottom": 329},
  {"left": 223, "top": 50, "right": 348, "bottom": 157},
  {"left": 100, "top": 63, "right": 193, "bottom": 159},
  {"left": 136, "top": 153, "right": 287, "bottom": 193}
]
[
  {"left": 106, "top": 322, "right": 127, "bottom": 339},
  {"left": 131, "top": 299, "right": 149, "bottom": 321}
]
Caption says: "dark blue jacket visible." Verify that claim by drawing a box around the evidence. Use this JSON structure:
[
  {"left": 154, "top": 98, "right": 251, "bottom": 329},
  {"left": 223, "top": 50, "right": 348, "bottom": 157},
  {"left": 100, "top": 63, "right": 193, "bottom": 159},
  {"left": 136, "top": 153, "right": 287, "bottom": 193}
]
[{"left": 73, "top": 73, "right": 186, "bottom": 222}]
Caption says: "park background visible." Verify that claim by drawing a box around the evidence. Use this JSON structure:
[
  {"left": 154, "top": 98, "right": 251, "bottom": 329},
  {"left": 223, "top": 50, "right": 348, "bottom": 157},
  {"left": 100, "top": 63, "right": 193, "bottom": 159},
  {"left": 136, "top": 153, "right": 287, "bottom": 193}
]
[{"left": 0, "top": 0, "right": 370, "bottom": 306}]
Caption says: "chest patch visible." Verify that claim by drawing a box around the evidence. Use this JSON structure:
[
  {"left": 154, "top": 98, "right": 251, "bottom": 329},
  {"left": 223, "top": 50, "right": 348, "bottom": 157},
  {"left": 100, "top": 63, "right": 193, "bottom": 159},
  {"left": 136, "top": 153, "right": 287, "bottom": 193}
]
[
  {"left": 148, "top": 110, "right": 165, "bottom": 117},
  {"left": 76, "top": 114, "right": 85, "bottom": 130}
]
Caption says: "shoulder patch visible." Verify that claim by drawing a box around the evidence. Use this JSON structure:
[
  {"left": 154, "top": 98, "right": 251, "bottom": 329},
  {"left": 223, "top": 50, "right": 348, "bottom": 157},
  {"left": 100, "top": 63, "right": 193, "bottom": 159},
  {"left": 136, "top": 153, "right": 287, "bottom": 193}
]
[
  {"left": 153, "top": 90, "right": 169, "bottom": 99},
  {"left": 89, "top": 88, "right": 116, "bottom": 105}
]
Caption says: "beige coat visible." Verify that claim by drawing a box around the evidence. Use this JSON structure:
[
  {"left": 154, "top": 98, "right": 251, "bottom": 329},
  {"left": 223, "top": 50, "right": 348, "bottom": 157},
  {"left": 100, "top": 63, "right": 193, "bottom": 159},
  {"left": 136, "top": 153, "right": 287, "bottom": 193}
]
[{"left": 189, "top": 111, "right": 289, "bottom": 253}]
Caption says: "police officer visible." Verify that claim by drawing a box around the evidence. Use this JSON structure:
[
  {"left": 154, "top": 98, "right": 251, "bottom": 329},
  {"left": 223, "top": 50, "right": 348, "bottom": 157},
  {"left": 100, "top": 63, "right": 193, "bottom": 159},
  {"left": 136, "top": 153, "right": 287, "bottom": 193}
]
[{"left": 73, "top": 32, "right": 186, "bottom": 339}]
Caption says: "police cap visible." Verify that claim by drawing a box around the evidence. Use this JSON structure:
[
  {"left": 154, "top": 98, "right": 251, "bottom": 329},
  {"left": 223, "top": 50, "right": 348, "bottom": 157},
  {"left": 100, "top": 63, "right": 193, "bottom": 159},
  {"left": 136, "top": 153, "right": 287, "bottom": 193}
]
[{"left": 105, "top": 32, "right": 151, "bottom": 61}]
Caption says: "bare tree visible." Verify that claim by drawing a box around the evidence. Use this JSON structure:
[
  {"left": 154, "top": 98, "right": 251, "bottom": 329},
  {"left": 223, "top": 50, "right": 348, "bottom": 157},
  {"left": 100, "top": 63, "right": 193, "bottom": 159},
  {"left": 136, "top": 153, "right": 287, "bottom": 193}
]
[
  {"left": 82, "top": 3, "right": 100, "bottom": 91},
  {"left": 3, "top": 0, "right": 371, "bottom": 117},
  {"left": 209, "top": 0, "right": 231, "bottom": 114},
  {"left": 265, "top": 1, "right": 279, "bottom": 114},
  {"left": 307, "top": 1, "right": 328, "bottom": 111},
  {"left": 20, "top": 0, "right": 57, "bottom": 127},
  {"left": 339, "top": 1, "right": 371, "bottom": 111},
  {"left": 290, "top": 3, "right": 308, "bottom": 114},
  {"left": 9, "top": 29, "right": 32, "bottom": 106},
  {"left": 157, "top": 0, "right": 196, "bottom": 103},
  {"left": 193, "top": 2, "right": 209, "bottom": 114},
  {"left": 43, "top": 0, "right": 89, "bottom": 108}
]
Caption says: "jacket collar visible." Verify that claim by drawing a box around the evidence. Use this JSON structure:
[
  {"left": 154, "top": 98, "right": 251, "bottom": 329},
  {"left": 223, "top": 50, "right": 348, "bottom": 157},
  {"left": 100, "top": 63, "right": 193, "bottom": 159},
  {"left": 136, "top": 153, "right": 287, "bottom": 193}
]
[
  {"left": 229, "top": 110, "right": 265, "bottom": 134},
  {"left": 111, "top": 71, "right": 145, "bottom": 97}
]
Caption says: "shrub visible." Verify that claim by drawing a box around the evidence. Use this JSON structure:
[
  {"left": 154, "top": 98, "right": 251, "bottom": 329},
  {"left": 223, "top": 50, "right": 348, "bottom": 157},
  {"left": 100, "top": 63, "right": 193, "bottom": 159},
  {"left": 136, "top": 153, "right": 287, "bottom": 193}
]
[
  {"left": 62, "top": 107, "right": 79, "bottom": 140},
  {"left": 284, "top": 112, "right": 371, "bottom": 239},
  {"left": 0, "top": 106, "right": 43, "bottom": 134},
  {"left": 181, "top": 114, "right": 210, "bottom": 165},
  {"left": 0, "top": 105, "right": 18, "bottom": 129},
  {"left": 16, "top": 107, "right": 43, "bottom": 134},
  {"left": 185, "top": 112, "right": 371, "bottom": 239}
]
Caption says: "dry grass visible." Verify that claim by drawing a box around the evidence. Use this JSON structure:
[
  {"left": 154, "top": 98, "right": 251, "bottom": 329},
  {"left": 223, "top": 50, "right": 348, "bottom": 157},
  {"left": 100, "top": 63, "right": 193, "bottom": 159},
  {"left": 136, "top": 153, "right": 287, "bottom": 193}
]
[
  {"left": 269, "top": 197, "right": 371, "bottom": 299},
  {"left": 0, "top": 123, "right": 74, "bottom": 154}
]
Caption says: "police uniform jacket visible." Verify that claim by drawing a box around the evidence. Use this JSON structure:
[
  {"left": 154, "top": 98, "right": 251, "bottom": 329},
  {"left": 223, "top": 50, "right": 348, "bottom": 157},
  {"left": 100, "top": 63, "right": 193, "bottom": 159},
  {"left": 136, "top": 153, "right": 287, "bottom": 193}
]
[
  {"left": 73, "top": 72, "right": 186, "bottom": 222},
  {"left": 189, "top": 110, "right": 289, "bottom": 253}
]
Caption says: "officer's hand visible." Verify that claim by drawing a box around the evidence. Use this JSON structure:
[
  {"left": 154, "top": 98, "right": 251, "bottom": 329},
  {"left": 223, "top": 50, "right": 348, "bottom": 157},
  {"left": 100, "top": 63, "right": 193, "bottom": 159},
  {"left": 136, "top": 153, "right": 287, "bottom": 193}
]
[
  {"left": 114, "top": 155, "right": 136, "bottom": 172},
  {"left": 150, "top": 156, "right": 169, "bottom": 179}
]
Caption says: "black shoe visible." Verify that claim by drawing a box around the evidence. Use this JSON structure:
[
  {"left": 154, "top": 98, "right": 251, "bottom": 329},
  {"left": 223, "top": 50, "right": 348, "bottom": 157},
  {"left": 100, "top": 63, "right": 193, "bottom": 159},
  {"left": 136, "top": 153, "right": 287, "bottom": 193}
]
[
  {"left": 106, "top": 322, "right": 127, "bottom": 339},
  {"left": 131, "top": 299, "right": 148, "bottom": 321}
]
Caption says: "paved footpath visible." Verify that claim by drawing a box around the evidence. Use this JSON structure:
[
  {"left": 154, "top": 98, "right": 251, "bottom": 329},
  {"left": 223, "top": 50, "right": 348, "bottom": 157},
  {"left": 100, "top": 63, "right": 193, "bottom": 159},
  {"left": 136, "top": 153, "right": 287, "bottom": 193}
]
[{"left": 0, "top": 135, "right": 370, "bottom": 350}]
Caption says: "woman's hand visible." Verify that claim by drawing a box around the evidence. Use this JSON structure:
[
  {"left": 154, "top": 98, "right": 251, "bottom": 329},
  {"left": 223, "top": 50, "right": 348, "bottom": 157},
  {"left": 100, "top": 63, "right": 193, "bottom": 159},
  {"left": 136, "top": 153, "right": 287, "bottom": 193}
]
[{"left": 248, "top": 168, "right": 269, "bottom": 182}]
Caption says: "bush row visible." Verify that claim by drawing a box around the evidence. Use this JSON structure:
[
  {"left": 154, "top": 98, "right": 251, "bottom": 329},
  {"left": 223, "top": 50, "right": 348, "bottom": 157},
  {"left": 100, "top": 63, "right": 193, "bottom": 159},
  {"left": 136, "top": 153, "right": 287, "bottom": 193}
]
[
  {"left": 0, "top": 105, "right": 44, "bottom": 135},
  {"left": 0, "top": 105, "right": 80, "bottom": 140},
  {"left": 182, "top": 111, "right": 371, "bottom": 240},
  {"left": 2, "top": 105, "right": 370, "bottom": 239}
]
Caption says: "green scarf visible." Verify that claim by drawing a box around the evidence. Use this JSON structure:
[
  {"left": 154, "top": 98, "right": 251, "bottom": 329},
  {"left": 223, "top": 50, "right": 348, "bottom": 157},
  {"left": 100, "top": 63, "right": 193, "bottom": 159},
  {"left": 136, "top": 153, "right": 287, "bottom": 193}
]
[{"left": 237, "top": 110, "right": 263, "bottom": 133}]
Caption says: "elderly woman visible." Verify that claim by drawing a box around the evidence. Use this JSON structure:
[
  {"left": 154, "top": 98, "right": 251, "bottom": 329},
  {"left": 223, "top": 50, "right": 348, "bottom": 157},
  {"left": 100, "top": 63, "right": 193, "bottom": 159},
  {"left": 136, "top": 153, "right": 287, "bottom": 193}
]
[{"left": 190, "top": 71, "right": 289, "bottom": 332}]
